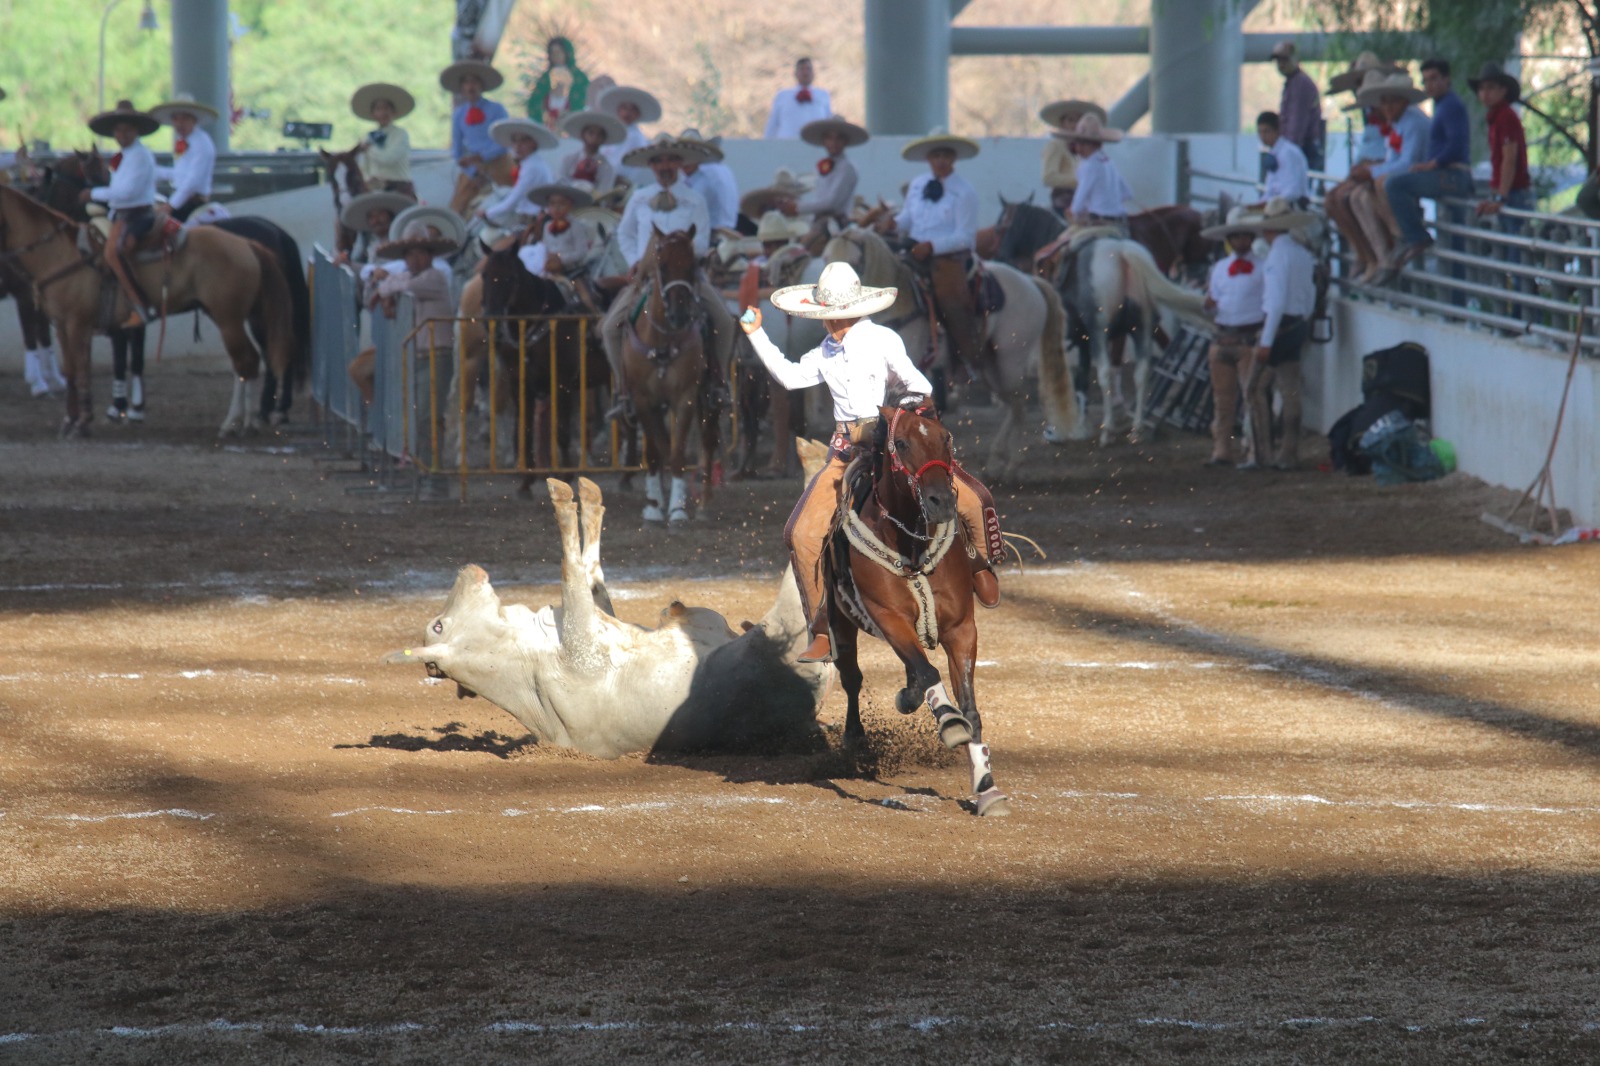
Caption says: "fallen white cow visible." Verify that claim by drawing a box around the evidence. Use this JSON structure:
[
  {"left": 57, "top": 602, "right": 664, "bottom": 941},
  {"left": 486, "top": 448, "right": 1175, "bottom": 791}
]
[{"left": 385, "top": 460, "right": 832, "bottom": 758}]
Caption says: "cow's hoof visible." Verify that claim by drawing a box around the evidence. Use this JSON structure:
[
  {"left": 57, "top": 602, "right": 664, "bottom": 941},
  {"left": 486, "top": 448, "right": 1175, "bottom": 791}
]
[
  {"left": 642, "top": 503, "right": 665, "bottom": 523},
  {"left": 975, "top": 790, "right": 1012, "bottom": 818}
]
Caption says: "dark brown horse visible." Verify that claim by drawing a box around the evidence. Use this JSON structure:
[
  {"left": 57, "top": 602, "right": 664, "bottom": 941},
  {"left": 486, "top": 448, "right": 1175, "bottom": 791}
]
[
  {"left": 318, "top": 143, "right": 367, "bottom": 256},
  {"left": 992, "top": 195, "right": 1210, "bottom": 281},
  {"left": 824, "top": 405, "right": 1010, "bottom": 817}
]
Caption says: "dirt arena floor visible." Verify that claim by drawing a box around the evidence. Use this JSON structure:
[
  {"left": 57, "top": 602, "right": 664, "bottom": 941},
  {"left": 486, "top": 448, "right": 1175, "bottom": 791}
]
[{"left": 4, "top": 355, "right": 1600, "bottom": 1063}]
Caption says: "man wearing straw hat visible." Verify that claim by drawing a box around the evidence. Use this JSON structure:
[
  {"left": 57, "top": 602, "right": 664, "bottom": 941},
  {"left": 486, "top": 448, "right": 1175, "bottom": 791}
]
[
  {"left": 518, "top": 182, "right": 598, "bottom": 283},
  {"left": 336, "top": 189, "right": 413, "bottom": 277},
  {"left": 477, "top": 117, "right": 558, "bottom": 230},
  {"left": 149, "top": 93, "right": 218, "bottom": 222},
  {"left": 739, "top": 262, "right": 1002, "bottom": 663},
  {"left": 1038, "top": 99, "right": 1105, "bottom": 217},
  {"left": 595, "top": 85, "right": 660, "bottom": 189},
  {"left": 558, "top": 109, "right": 624, "bottom": 192},
  {"left": 742, "top": 168, "right": 813, "bottom": 229},
  {"left": 679, "top": 129, "right": 740, "bottom": 232},
  {"left": 1200, "top": 207, "right": 1267, "bottom": 467},
  {"left": 1343, "top": 71, "right": 1430, "bottom": 283},
  {"left": 83, "top": 101, "right": 161, "bottom": 328},
  {"left": 886, "top": 130, "right": 984, "bottom": 377},
  {"left": 443, "top": 60, "right": 513, "bottom": 216},
  {"left": 1246, "top": 199, "right": 1318, "bottom": 471},
  {"left": 351, "top": 82, "right": 417, "bottom": 200},
  {"left": 793, "top": 116, "right": 867, "bottom": 224},
  {"left": 1062, "top": 112, "right": 1133, "bottom": 229},
  {"left": 1322, "top": 59, "right": 1405, "bottom": 281}
]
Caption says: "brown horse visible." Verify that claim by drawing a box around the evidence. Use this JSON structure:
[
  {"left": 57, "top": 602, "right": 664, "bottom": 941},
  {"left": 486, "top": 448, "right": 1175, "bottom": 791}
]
[
  {"left": 318, "top": 143, "right": 367, "bottom": 257},
  {"left": 0, "top": 185, "right": 298, "bottom": 438},
  {"left": 824, "top": 406, "right": 1010, "bottom": 817},
  {"left": 610, "top": 227, "right": 718, "bottom": 524},
  {"left": 993, "top": 195, "right": 1210, "bottom": 281}
]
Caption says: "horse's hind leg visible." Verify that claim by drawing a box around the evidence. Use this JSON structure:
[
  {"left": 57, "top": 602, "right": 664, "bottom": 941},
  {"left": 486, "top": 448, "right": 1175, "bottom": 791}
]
[
  {"left": 215, "top": 315, "right": 263, "bottom": 437},
  {"left": 1128, "top": 317, "right": 1154, "bottom": 445},
  {"left": 943, "top": 617, "right": 1009, "bottom": 817},
  {"left": 832, "top": 619, "right": 866, "bottom": 750},
  {"left": 1093, "top": 331, "right": 1118, "bottom": 447}
]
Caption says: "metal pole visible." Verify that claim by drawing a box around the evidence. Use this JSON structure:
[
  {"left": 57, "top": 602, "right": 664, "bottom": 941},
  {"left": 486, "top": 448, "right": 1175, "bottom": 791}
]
[
  {"left": 97, "top": 0, "right": 128, "bottom": 117},
  {"left": 170, "top": 0, "right": 231, "bottom": 152},
  {"left": 865, "top": 0, "right": 949, "bottom": 134}
]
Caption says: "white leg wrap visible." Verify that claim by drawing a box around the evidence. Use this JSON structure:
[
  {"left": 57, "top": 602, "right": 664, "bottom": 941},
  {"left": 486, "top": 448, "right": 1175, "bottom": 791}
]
[
  {"left": 966, "top": 741, "right": 995, "bottom": 795},
  {"left": 23, "top": 351, "right": 42, "bottom": 390},
  {"left": 642, "top": 473, "right": 665, "bottom": 522},
  {"left": 42, "top": 349, "right": 68, "bottom": 391},
  {"left": 926, "top": 681, "right": 953, "bottom": 713},
  {"left": 667, "top": 476, "right": 689, "bottom": 522},
  {"left": 130, "top": 374, "right": 144, "bottom": 409}
]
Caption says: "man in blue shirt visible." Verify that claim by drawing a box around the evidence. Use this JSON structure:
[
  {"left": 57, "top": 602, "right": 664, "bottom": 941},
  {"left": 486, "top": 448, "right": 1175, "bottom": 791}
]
[
  {"left": 1382, "top": 57, "right": 1473, "bottom": 270},
  {"left": 443, "top": 60, "right": 512, "bottom": 216}
]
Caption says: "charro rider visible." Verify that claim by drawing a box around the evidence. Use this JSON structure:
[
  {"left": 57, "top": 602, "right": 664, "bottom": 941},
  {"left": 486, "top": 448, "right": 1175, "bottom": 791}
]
[
  {"left": 1064, "top": 112, "right": 1133, "bottom": 231},
  {"left": 788, "top": 115, "right": 867, "bottom": 227},
  {"left": 1038, "top": 98, "right": 1105, "bottom": 218},
  {"left": 82, "top": 100, "right": 160, "bottom": 328},
  {"left": 149, "top": 92, "right": 218, "bottom": 222},
  {"left": 558, "top": 109, "right": 623, "bottom": 193},
  {"left": 443, "top": 59, "right": 513, "bottom": 216},
  {"left": 879, "top": 129, "right": 984, "bottom": 380},
  {"left": 476, "top": 117, "right": 558, "bottom": 231},
  {"left": 740, "top": 262, "right": 1003, "bottom": 664},
  {"left": 351, "top": 82, "right": 417, "bottom": 200}
]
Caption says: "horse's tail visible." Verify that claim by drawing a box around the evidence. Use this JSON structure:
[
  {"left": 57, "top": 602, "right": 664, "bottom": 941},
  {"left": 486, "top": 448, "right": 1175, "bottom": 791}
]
[
  {"left": 1032, "top": 274, "right": 1077, "bottom": 440},
  {"left": 248, "top": 240, "right": 304, "bottom": 389},
  {"left": 1119, "top": 240, "right": 1208, "bottom": 329}
]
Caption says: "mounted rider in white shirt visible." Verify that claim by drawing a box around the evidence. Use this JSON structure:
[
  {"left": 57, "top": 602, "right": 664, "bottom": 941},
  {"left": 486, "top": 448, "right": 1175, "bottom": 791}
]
[{"left": 84, "top": 102, "right": 161, "bottom": 328}]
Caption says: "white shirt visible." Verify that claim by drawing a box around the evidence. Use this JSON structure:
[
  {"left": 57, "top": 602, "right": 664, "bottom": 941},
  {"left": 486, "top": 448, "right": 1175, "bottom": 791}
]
[
  {"left": 796, "top": 154, "right": 858, "bottom": 218},
  {"left": 518, "top": 216, "right": 598, "bottom": 276},
  {"left": 685, "top": 162, "right": 739, "bottom": 230},
  {"left": 483, "top": 155, "right": 554, "bottom": 224},
  {"left": 1206, "top": 254, "right": 1266, "bottom": 328},
  {"left": 1070, "top": 151, "right": 1133, "bottom": 218},
  {"left": 558, "top": 149, "right": 616, "bottom": 192},
  {"left": 601, "top": 124, "right": 651, "bottom": 188},
  {"left": 893, "top": 171, "right": 978, "bottom": 256},
  {"left": 90, "top": 140, "right": 157, "bottom": 212},
  {"left": 616, "top": 180, "right": 711, "bottom": 265},
  {"left": 154, "top": 126, "right": 215, "bottom": 210},
  {"left": 1260, "top": 234, "right": 1316, "bottom": 348},
  {"left": 1262, "top": 138, "right": 1308, "bottom": 203},
  {"left": 749, "top": 319, "right": 934, "bottom": 423},
  {"left": 764, "top": 86, "right": 833, "bottom": 139}
]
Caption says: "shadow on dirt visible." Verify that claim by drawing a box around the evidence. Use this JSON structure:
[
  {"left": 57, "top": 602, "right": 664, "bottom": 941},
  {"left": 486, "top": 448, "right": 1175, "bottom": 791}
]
[{"left": 335, "top": 721, "right": 539, "bottom": 759}]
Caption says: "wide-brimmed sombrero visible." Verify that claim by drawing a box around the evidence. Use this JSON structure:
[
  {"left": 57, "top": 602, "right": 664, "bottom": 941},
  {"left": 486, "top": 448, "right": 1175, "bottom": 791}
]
[
  {"left": 1256, "top": 197, "right": 1317, "bottom": 232},
  {"left": 560, "top": 109, "right": 627, "bottom": 144},
  {"left": 1038, "top": 99, "right": 1107, "bottom": 129},
  {"left": 340, "top": 190, "right": 413, "bottom": 231},
  {"left": 771, "top": 262, "right": 896, "bottom": 320},
  {"left": 739, "top": 168, "right": 813, "bottom": 219},
  {"left": 490, "top": 117, "right": 559, "bottom": 151},
  {"left": 1468, "top": 62, "right": 1521, "bottom": 103},
  {"left": 389, "top": 203, "right": 467, "bottom": 248},
  {"left": 1328, "top": 51, "right": 1405, "bottom": 94},
  {"left": 679, "top": 128, "right": 724, "bottom": 162},
  {"left": 1200, "top": 205, "right": 1268, "bottom": 242},
  {"left": 439, "top": 61, "right": 503, "bottom": 94},
  {"left": 901, "top": 128, "right": 980, "bottom": 162},
  {"left": 621, "top": 133, "right": 713, "bottom": 168},
  {"left": 375, "top": 221, "right": 460, "bottom": 260},
  {"left": 88, "top": 103, "right": 159, "bottom": 138},
  {"left": 1053, "top": 112, "right": 1123, "bottom": 143},
  {"left": 1356, "top": 71, "right": 1426, "bottom": 109},
  {"left": 351, "top": 82, "right": 415, "bottom": 120},
  {"left": 595, "top": 85, "right": 662, "bottom": 123},
  {"left": 528, "top": 182, "right": 594, "bottom": 209},
  {"left": 755, "top": 210, "right": 808, "bottom": 243},
  {"left": 801, "top": 116, "right": 869, "bottom": 148},
  {"left": 149, "top": 92, "right": 220, "bottom": 125}
]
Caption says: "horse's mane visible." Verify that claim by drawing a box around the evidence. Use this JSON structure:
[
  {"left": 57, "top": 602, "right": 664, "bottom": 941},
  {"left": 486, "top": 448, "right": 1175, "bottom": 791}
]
[
  {"left": 1000, "top": 202, "right": 1064, "bottom": 262},
  {"left": 831, "top": 227, "right": 918, "bottom": 322},
  {"left": 0, "top": 182, "right": 80, "bottom": 229}
]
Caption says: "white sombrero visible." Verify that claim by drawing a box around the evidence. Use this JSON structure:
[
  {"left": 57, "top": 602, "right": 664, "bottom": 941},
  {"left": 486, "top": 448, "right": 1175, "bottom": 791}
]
[
  {"left": 490, "top": 117, "right": 559, "bottom": 151},
  {"left": 1053, "top": 112, "right": 1123, "bottom": 143},
  {"left": 801, "top": 116, "right": 868, "bottom": 148},
  {"left": 528, "top": 182, "right": 594, "bottom": 209},
  {"left": 755, "top": 210, "right": 808, "bottom": 243},
  {"left": 1200, "top": 205, "right": 1268, "bottom": 242},
  {"left": 901, "top": 128, "right": 979, "bottom": 162},
  {"left": 621, "top": 132, "right": 713, "bottom": 168},
  {"left": 339, "top": 189, "right": 413, "bottom": 231},
  {"left": 771, "top": 261, "right": 896, "bottom": 320},
  {"left": 560, "top": 109, "right": 626, "bottom": 144},
  {"left": 1356, "top": 71, "right": 1426, "bottom": 110},
  {"left": 351, "top": 82, "right": 415, "bottom": 120},
  {"left": 390, "top": 203, "right": 467, "bottom": 249},
  {"left": 1203, "top": 198, "right": 1316, "bottom": 243},
  {"left": 1328, "top": 52, "right": 1405, "bottom": 95},
  {"left": 1038, "top": 99, "right": 1107, "bottom": 129},
  {"left": 149, "top": 92, "right": 220, "bottom": 125},
  {"left": 375, "top": 220, "right": 461, "bottom": 260},
  {"left": 595, "top": 85, "right": 662, "bottom": 123},
  {"left": 439, "top": 61, "right": 503, "bottom": 94},
  {"left": 739, "top": 168, "right": 813, "bottom": 219}
]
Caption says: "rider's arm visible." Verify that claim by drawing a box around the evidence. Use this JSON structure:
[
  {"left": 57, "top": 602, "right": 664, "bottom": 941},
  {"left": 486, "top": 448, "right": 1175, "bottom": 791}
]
[
  {"left": 91, "top": 148, "right": 150, "bottom": 205},
  {"left": 891, "top": 178, "right": 919, "bottom": 234},
  {"left": 747, "top": 326, "right": 824, "bottom": 391}
]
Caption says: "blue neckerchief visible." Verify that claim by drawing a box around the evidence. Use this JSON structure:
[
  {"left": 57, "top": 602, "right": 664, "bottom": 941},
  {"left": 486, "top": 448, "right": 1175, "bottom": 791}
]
[
  {"left": 922, "top": 178, "right": 944, "bottom": 203},
  {"left": 369, "top": 129, "right": 388, "bottom": 148},
  {"left": 821, "top": 335, "right": 846, "bottom": 358},
  {"left": 1261, "top": 151, "right": 1279, "bottom": 172}
]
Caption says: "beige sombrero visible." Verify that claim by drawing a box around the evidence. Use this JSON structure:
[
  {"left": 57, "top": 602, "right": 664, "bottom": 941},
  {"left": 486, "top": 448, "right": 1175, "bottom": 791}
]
[
  {"left": 340, "top": 190, "right": 413, "bottom": 231},
  {"left": 149, "top": 92, "right": 220, "bottom": 125},
  {"left": 560, "top": 109, "right": 626, "bottom": 144},
  {"left": 88, "top": 102, "right": 159, "bottom": 138},
  {"left": 678, "top": 128, "right": 725, "bottom": 162},
  {"left": 739, "top": 168, "right": 813, "bottom": 218},
  {"left": 375, "top": 221, "right": 460, "bottom": 260},
  {"left": 389, "top": 203, "right": 467, "bottom": 248},
  {"left": 1328, "top": 51, "right": 1405, "bottom": 94},
  {"left": 595, "top": 85, "right": 662, "bottom": 123},
  {"left": 1255, "top": 197, "right": 1317, "bottom": 232},
  {"left": 1054, "top": 112, "right": 1123, "bottom": 143},
  {"left": 621, "top": 132, "right": 713, "bottom": 168},
  {"left": 1200, "top": 205, "right": 1268, "bottom": 242},
  {"left": 801, "top": 116, "right": 869, "bottom": 148},
  {"left": 528, "top": 182, "right": 594, "bottom": 209},
  {"left": 756, "top": 210, "right": 808, "bottom": 243},
  {"left": 490, "top": 118, "right": 559, "bottom": 151},
  {"left": 1356, "top": 71, "right": 1426, "bottom": 109},
  {"left": 351, "top": 82, "right": 415, "bottom": 120},
  {"left": 901, "top": 128, "right": 980, "bottom": 162},
  {"left": 439, "top": 61, "right": 503, "bottom": 94},
  {"left": 771, "top": 262, "right": 896, "bottom": 320},
  {"left": 1039, "top": 99, "right": 1107, "bottom": 129}
]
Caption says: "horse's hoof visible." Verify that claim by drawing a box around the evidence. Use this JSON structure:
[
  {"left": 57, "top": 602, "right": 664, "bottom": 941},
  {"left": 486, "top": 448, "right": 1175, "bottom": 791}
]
[
  {"left": 668, "top": 508, "right": 689, "bottom": 524},
  {"left": 975, "top": 790, "right": 1012, "bottom": 817},
  {"left": 937, "top": 710, "right": 973, "bottom": 749},
  {"left": 894, "top": 687, "right": 923, "bottom": 715},
  {"left": 268, "top": 411, "right": 287, "bottom": 428},
  {"left": 642, "top": 504, "right": 665, "bottom": 523}
]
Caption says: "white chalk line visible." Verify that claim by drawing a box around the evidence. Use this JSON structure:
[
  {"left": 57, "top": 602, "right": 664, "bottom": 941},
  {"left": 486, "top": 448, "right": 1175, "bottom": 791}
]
[
  {"left": 2, "top": 1013, "right": 1594, "bottom": 1044},
  {"left": 1048, "top": 790, "right": 1600, "bottom": 817}
]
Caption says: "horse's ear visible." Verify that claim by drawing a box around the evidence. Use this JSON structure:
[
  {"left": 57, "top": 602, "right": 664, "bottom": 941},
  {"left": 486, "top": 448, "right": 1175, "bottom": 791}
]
[
  {"left": 1026, "top": 191, "right": 1036, "bottom": 204},
  {"left": 999, "top": 193, "right": 1012, "bottom": 208},
  {"left": 686, "top": 224, "right": 696, "bottom": 239}
]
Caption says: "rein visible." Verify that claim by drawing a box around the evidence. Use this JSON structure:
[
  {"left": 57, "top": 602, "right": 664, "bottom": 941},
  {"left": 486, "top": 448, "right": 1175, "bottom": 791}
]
[{"left": 0, "top": 203, "right": 94, "bottom": 293}]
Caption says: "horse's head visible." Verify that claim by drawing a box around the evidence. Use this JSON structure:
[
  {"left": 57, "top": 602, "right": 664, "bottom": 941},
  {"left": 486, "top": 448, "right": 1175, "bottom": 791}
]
[
  {"left": 651, "top": 225, "right": 699, "bottom": 332},
  {"left": 996, "top": 201, "right": 1062, "bottom": 269},
  {"left": 320, "top": 144, "right": 366, "bottom": 206},
  {"left": 821, "top": 226, "right": 865, "bottom": 274},
  {"left": 878, "top": 404, "right": 958, "bottom": 527}
]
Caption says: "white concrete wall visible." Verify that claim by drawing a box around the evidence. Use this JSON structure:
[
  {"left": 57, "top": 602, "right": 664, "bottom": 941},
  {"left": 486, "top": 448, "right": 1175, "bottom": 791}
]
[{"left": 1303, "top": 298, "right": 1599, "bottom": 525}]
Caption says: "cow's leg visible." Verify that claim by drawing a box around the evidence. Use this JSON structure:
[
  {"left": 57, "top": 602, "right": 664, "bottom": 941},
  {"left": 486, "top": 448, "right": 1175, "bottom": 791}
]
[{"left": 575, "top": 477, "right": 614, "bottom": 615}]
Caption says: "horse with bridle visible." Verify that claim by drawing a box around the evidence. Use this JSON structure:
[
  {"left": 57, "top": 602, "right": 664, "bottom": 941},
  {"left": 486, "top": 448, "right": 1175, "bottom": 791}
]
[
  {"left": 825, "top": 403, "right": 1011, "bottom": 817},
  {"left": 992, "top": 194, "right": 1211, "bottom": 283},
  {"left": 319, "top": 143, "right": 369, "bottom": 258}
]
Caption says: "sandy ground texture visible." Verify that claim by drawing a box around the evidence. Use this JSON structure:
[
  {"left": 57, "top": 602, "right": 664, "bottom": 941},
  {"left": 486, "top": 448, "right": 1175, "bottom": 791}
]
[{"left": 4, "top": 357, "right": 1600, "bottom": 1063}]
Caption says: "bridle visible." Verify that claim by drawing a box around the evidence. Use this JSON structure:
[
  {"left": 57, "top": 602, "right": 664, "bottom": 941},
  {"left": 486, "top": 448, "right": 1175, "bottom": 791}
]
[
  {"left": 876, "top": 407, "right": 955, "bottom": 541},
  {"left": 0, "top": 199, "right": 90, "bottom": 291}
]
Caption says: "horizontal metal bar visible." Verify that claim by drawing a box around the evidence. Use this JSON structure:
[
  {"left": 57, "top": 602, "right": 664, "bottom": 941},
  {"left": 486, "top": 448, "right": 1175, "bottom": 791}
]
[
  {"left": 1396, "top": 261, "right": 1600, "bottom": 316},
  {"left": 1331, "top": 280, "right": 1535, "bottom": 334},
  {"left": 1427, "top": 247, "right": 1600, "bottom": 290},
  {"left": 950, "top": 25, "right": 1149, "bottom": 55},
  {"left": 1431, "top": 220, "right": 1600, "bottom": 259}
]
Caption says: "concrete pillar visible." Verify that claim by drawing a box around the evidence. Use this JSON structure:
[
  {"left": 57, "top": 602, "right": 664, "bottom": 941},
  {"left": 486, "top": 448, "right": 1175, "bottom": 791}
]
[
  {"left": 1149, "top": 0, "right": 1245, "bottom": 134},
  {"left": 865, "top": 0, "right": 949, "bottom": 135},
  {"left": 170, "top": 0, "right": 230, "bottom": 152}
]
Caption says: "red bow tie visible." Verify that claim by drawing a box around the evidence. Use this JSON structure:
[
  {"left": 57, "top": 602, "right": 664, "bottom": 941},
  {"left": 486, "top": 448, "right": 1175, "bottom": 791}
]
[
  {"left": 1228, "top": 258, "right": 1254, "bottom": 277},
  {"left": 573, "top": 155, "right": 599, "bottom": 181},
  {"left": 817, "top": 157, "right": 834, "bottom": 176},
  {"left": 795, "top": 88, "right": 813, "bottom": 104},
  {"left": 465, "top": 105, "right": 486, "bottom": 126},
  {"left": 174, "top": 139, "right": 189, "bottom": 156},
  {"left": 548, "top": 218, "right": 570, "bottom": 235},
  {"left": 109, "top": 152, "right": 123, "bottom": 171},
  {"left": 511, "top": 164, "right": 520, "bottom": 184},
  {"left": 1385, "top": 126, "right": 1402, "bottom": 151}
]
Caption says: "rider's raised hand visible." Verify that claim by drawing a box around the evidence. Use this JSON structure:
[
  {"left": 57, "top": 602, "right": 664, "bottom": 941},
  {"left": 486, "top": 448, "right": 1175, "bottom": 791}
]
[{"left": 739, "top": 307, "right": 762, "bottom": 334}]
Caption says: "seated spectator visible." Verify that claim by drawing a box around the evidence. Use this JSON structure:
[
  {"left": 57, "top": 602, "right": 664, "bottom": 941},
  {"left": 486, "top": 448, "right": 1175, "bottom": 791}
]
[
  {"left": 595, "top": 85, "right": 660, "bottom": 189},
  {"left": 477, "top": 118, "right": 558, "bottom": 230},
  {"left": 1469, "top": 64, "right": 1532, "bottom": 218},
  {"left": 1255, "top": 111, "right": 1308, "bottom": 207},
  {"left": 1322, "top": 62, "right": 1400, "bottom": 281},
  {"left": 443, "top": 60, "right": 513, "bottom": 216},
  {"left": 1382, "top": 57, "right": 1472, "bottom": 276},
  {"left": 348, "top": 222, "right": 457, "bottom": 404},
  {"left": 558, "top": 109, "right": 624, "bottom": 193},
  {"left": 1330, "top": 72, "right": 1428, "bottom": 284}
]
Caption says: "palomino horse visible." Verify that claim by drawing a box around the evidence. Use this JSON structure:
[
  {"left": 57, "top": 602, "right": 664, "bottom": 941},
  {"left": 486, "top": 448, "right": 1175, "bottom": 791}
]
[
  {"left": 0, "top": 185, "right": 299, "bottom": 437},
  {"left": 607, "top": 227, "right": 719, "bottom": 524},
  {"left": 992, "top": 195, "right": 1211, "bottom": 281},
  {"left": 822, "top": 226, "right": 1076, "bottom": 481},
  {"left": 825, "top": 405, "right": 1010, "bottom": 817}
]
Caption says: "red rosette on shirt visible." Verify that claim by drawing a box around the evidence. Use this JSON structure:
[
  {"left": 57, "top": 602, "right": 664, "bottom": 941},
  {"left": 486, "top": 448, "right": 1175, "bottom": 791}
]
[
  {"left": 1228, "top": 258, "right": 1254, "bottom": 277},
  {"left": 548, "top": 218, "right": 570, "bottom": 235},
  {"left": 817, "top": 158, "right": 834, "bottom": 177},
  {"left": 795, "top": 88, "right": 813, "bottom": 104},
  {"left": 174, "top": 139, "right": 189, "bottom": 156},
  {"left": 465, "top": 105, "right": 486, "bottom": 126},
  {"left": 109, "top": 152, "right": 123, "bottom": 170}
]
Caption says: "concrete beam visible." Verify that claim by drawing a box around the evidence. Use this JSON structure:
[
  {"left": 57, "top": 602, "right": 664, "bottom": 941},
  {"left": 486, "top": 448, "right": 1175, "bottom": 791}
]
[
  {"left": 950, "top": 26, "right": 1150, "bottom": 56},
  {"left": 170, "top": 0, "right": 231, "bottom": 152},
  {"left": 1107, "top": 74, "right": 1151, "bottom": 131}
]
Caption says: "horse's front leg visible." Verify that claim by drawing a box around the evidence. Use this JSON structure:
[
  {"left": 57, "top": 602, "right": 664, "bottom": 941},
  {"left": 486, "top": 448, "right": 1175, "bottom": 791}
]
[
  {"left": 942, "top": 614, "right": 1010, "bottom": 817},
  {"left": 874, "top": 609, "right": 964, "bottom": 748},
  {"left": 635, "top": 404, "right": 669, "bottom": 523},
  {"left": 58, "top": 321, "right": 93, "bottom": 438},
  {"left": 666, "top": 395, "right": 694, "bottom": 524}
]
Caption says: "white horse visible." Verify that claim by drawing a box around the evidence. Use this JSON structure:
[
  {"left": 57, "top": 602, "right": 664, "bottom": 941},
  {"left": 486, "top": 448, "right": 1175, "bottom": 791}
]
[
  {"left": 822, "top": 226, "right": 1075, "bottom": 480},
  {"left": 1054, "top": 234, "right": 1210, "bottom": 445}
]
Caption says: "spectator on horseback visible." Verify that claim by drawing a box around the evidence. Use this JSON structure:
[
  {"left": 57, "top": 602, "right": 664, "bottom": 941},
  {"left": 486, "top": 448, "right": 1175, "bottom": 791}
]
[
  {"left": 1062, "top": 113, "right": 1133, "bottom": 231},
  {"left": 1200, "top": 207, "right": 1267, "bottom": 467},
  {"left": 764, "top": 57, "right": 832, "bottom": 139},
  {"left": 526, "top": 36, "right": 589, "bottom": 128},
  {"left": 1271, "top": 40, "right": 1326, "bottom": 171},
  {"left": 443, "top": 60, "right": 513, "bottom": 217},
  {"left": 1038, "top": 99, "right": 1105, "bottom": 218},
  {"left": 1254, "top": 111, "right": 1308, "bottom": 208},
  {"left": 82, "top": 100, "right": 160, "bottom": 329},
  {"left": 149, "top": 93, "right": 218, "bottom": 223},
  {"left": 477, "top": 118, "right": 557, "bottom": 230},
  {"left": 739, "top": 262, "right": 1001, "bottom": 664},
  {"left": 558, "top": 109, "right": 623, "bottom": 192},
  {"left": 679, "top": 129, "right": 739, "bottom": 231},
  {"left": 882, "top": 130, "right": 984, "bottom": 380},
  {"left": 790, "top": 116, "right": 867, "bottom": 225},
  {"left": 595, "top": 85, "right": 660, "bottom": 189},
  {"left": 351, "top": 82, "right": 417, "bottom": 200},
  {"left": 1246, "top": 199, "right": 1318, "bottom": 471},
  {"left": 517, "top": 182, "right": 598, "bottom": 282}
]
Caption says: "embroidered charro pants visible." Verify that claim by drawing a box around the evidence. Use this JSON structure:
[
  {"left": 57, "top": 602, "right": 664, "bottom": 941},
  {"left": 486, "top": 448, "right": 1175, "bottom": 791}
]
[{"left": 1206, "top": 325, "right": 1260, "bottom": 461}]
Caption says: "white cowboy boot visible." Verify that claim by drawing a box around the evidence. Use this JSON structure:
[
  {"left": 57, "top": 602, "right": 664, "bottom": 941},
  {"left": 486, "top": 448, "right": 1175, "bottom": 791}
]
[
  {"left": 129, "top": 375, "right": 146, "bottom": 422},
  {"left": 106, "top": 379, "right": 129, "bottom": 422},
  {"left": 667, "top": 476, "right": 689, "bottom": 523},
  {"left": 24, "top": 351, "right": 49, "bottom": 398},
  {"left": 40, "top": 348, "right": 68, "bottom": 394}
]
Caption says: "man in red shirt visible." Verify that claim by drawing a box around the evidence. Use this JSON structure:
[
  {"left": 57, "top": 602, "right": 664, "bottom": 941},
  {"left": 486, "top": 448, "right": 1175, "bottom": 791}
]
[{"left": 1469, "top": 63, "right": 1532, "bottom": 218}]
